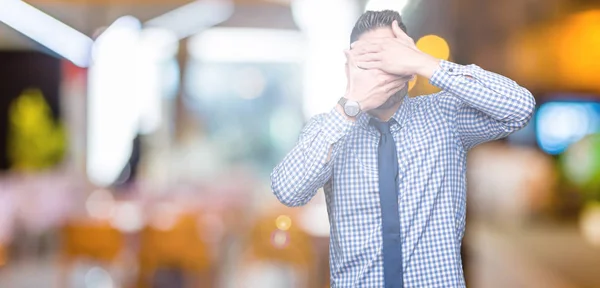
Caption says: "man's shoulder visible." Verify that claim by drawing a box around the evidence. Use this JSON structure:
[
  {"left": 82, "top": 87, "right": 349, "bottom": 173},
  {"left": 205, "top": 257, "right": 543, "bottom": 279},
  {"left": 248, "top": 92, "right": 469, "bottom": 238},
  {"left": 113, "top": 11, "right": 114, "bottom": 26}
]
[
  {"left": 409, "top": 90, "right": 450, "bottom": 107},
  {"left": 408, "top": 91, "right": 461, "bottom": 119},
  {"left": 412, "top": 90, "right": 452, "bottom": 101},
  {"left": 303, "top": 111, "right": 331, "bottom": 127}
]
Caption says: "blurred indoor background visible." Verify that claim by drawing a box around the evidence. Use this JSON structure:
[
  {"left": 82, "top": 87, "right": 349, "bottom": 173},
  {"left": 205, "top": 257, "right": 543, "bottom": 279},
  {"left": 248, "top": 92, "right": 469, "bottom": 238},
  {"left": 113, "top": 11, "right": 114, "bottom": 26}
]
[{"left": 0, "top": 0, "right": 599, "bottom": 287}]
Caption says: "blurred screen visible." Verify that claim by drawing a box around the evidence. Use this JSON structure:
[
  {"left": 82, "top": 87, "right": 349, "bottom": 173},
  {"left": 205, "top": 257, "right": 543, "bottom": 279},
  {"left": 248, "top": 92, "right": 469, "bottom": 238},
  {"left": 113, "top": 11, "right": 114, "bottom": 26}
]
[
  {"left": 535, "top": 98, "right": 600, "bottom": 155},
  {"left": 185, "top": 61, "right": 305, "bottom": 174}
]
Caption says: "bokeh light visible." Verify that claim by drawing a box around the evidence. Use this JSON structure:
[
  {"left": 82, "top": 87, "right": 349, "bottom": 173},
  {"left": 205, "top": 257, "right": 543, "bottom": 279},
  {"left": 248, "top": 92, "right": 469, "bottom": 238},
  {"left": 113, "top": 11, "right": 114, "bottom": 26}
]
[
  {"left": 275, "top": 215, "right": 292, "bottom": 231},
  {"left": 149, "top": 202, "right": 181, "bottom": 231},
  {"left": 416, "top": 35, "right": 450, "bottom": 60},
  {"left": 507, "top": 9, "right": 600, "bottom": 92},
  {"left": 109, "top": 202, "right": 144, "bottom": 233},
  {"left": 270, "top": 230, "right": 290, "bottom": 249},
  {"left": 561, "top": 134, "right": 600, "bottom": 197},
  {"left": 556, "top": 10, "right": 600, "bottom": 90},
  {"left": 580, "top": 202, "right": 600, "bottom": 247},
  {"left": 536, "top": 102, "right": 600, "bottom": 155},
  {"left": 84, "top": 266, "right": 114, "bottom": 288},
  {"left": 85, "top": 189, "right": 115, "bottom": 220}
]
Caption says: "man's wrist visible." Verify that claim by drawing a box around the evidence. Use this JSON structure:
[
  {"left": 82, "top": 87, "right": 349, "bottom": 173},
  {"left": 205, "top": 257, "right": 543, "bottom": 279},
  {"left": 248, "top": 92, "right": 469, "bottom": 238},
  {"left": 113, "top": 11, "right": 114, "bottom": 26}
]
[
  {"left": 414, "top": 52, "right": 442, "bottom": 79},
  {"left": 322, "top": 107, "right": 355, "bottom": 145},
  {"left": 344, "top": 92, "right": 375, "bottom": 113},
  {"left": 335, "top": 103, "right": 357, "bottom": 122}
]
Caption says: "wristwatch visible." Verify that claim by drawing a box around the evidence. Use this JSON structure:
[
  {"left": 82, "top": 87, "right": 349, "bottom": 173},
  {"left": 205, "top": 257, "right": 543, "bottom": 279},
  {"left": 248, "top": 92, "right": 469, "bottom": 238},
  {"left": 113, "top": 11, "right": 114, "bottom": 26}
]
[{"left": 338, "top": 97, "right": 361, "bottom": 117}]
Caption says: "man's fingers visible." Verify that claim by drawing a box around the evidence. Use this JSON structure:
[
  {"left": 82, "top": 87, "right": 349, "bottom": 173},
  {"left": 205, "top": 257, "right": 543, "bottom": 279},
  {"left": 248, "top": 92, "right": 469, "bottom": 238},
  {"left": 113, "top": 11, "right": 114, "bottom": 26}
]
[
  {"left": 352, "top": 38, "right": 386, "bottom": 46},
  {"left": 356, "top": 61, "right": 380, "bottom": 70},
  {"left": 390, "top": 85, "right": 406, "bottom": 95},
  {"left": 391, "top": 20, "right": 410, "bottom": 40},
  {"left": 380, "top": 77, "right": 407, "bottom": 93},
  {"left": 354, "top": 52, "right": 381, "bottom": 63},
  {"left": 387, "top": 80, "right": 407, "bottom": 93},
  {"left": 389, "top": 77, "right": 407, "bottom": 86},
  {"left": 397, "top": 74, "right": 415, "bottom": 82},
  {"left": 391, "top": 20, "right": 416, "bottom": 47},
  {"left": 353, "top": 37, "right": 414, "bottom": 54},
  {"left": 351, "top": 42, "right": 382, "bottom": 55},
  {"left": 392, "top": 20, "right": 404, "bottom": 38}
]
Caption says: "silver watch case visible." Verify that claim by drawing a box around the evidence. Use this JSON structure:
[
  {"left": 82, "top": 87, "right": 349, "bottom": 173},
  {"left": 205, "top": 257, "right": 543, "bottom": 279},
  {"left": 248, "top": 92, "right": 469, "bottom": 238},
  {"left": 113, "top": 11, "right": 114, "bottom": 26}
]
[{"left": 339, "top": 97, "right": 361, "bottom": 117}]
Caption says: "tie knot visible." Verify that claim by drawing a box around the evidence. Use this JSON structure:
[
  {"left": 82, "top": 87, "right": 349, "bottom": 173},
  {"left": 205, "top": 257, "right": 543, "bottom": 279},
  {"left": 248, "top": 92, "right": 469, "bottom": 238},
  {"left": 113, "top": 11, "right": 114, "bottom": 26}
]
[{"left": 370, "top": 119, "right": 393, "bottom": 135}]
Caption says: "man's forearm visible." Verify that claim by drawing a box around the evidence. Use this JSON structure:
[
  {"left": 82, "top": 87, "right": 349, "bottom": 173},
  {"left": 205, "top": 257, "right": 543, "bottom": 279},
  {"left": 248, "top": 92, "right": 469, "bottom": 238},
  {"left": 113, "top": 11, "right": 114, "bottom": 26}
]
[
  {"left": 271, "top": 109, "right": 354, "bottom": 207},
  {"left": 429, "top": 60, "right": 535, "bottom": 123},
  {"left": 429, "top": 59, "right": 536, "bottom": 150}
]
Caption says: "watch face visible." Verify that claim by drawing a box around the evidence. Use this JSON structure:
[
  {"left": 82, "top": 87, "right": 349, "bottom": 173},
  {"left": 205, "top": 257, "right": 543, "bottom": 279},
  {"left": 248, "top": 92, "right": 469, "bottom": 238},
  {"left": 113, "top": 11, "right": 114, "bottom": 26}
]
[{"left": 344, "top": 101, "right": 360, "bottom": 117}]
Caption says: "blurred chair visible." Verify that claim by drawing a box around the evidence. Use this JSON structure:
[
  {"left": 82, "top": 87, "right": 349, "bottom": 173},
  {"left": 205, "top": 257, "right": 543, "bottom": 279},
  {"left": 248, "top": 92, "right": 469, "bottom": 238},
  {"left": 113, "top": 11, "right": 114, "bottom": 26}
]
[
  {"left": 137, "top": 212, "right": 212, "bottom": 288},
  {"left": 59, "top": 220, "right": 125, "bottom": 287},
  {"left": 235, "top": 209, "right": 317, "bottom": 288}
]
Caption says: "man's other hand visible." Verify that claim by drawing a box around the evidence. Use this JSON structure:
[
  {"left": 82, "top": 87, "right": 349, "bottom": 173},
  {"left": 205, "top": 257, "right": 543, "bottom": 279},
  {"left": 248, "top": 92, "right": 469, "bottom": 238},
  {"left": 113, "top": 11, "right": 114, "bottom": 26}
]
[
  {"left": 350, "top": 20, "right": 441, "bottom": 79},
  {"left": 344, "top": 50, "right": 408, "bottom": 112}
]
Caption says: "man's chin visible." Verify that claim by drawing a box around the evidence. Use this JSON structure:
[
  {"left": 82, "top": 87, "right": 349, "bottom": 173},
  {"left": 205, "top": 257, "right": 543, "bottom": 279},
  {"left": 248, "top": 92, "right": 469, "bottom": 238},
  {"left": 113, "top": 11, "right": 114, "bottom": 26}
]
[{"left": 375, "top": 86, "right": 408, "bottom": 110}]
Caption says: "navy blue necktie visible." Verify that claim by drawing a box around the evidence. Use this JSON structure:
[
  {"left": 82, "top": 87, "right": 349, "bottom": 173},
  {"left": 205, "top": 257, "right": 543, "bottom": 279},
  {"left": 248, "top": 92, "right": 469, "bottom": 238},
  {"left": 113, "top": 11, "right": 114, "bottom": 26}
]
[{"left": 370, "top": 119, "right": 403, "bottom": 288}]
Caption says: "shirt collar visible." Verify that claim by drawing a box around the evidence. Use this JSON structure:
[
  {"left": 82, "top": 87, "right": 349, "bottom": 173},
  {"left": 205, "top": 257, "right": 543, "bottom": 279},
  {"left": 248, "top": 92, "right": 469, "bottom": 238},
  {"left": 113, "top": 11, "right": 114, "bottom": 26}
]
[{"left": 357, "top": 94, "right": 412, "bottom": 131}]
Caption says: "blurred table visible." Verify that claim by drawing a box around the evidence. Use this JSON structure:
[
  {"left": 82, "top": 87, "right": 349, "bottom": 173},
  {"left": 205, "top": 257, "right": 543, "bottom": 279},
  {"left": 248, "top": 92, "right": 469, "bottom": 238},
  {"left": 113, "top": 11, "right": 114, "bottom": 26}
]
[{"left": 466, "top": 221, "right": 600, "bottom": 288}]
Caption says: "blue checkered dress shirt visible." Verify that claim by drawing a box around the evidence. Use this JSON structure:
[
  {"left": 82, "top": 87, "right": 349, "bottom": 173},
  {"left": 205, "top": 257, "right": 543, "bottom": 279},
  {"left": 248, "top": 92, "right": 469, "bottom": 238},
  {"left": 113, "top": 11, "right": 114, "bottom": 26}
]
[{"left": 271, "top": 60, "right": 535, "bottom": 287}]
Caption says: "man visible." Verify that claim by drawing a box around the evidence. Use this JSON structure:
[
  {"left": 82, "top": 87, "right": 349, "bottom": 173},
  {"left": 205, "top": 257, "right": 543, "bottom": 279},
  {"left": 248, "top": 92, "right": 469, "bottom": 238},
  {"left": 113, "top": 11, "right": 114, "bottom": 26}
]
[{"left": 271, "top": 10, "right": 535, "bottom": 288}]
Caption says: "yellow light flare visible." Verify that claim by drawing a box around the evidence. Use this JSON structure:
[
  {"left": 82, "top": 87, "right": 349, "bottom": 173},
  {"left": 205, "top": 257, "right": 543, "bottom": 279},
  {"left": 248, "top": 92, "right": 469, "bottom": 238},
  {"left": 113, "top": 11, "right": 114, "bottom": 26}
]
[
  {"left": 271, "top": 230, "right": 290, "bottom": 248},
  {"left": 556, "top": 10, "right": 600, "bottom": 90},
  {"left": 275, "top": 215, "right": 292, "bottom": 231},
  {"left": 416, "top": 35, "right": 450, "bottom": 60}
]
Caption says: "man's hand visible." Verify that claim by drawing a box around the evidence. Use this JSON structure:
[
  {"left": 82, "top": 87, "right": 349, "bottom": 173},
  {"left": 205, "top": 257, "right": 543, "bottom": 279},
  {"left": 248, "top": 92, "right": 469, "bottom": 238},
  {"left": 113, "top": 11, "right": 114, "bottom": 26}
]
[
  {"left": 350, "top": 20, "right": 441, "bottom": 79},
  {"left": 343, "top": 50, "right": 409, "bottom": 113}
]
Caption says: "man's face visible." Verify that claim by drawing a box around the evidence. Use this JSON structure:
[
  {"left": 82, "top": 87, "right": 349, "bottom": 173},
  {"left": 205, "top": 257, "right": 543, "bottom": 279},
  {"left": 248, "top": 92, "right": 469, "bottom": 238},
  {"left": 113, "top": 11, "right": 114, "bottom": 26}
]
[{"left": 354, "top": 27, "right": 410, "bottom": 110}]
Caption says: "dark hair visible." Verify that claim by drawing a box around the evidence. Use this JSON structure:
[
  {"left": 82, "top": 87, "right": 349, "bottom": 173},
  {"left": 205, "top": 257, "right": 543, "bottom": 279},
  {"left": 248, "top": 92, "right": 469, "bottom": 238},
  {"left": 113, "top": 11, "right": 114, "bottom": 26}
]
[{"left": 350, "top": 10, "right": 407, "bottom": 45}]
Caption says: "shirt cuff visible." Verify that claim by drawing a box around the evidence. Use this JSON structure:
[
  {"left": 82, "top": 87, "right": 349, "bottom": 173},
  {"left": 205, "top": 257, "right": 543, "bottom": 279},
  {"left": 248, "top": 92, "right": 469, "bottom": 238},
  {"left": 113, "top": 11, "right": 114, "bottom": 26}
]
[
  {"left": 321, "top": 107, "right": 355, "bottom": 144},
  {"left": 429, "top": 60, "right": 474, "bottom": 91}
]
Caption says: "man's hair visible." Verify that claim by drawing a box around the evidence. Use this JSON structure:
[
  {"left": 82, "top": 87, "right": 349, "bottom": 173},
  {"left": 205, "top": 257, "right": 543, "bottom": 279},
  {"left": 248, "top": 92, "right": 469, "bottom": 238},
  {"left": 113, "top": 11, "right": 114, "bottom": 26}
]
[{"left": 350, "top": 10, "right": 407, "bottom": 45}]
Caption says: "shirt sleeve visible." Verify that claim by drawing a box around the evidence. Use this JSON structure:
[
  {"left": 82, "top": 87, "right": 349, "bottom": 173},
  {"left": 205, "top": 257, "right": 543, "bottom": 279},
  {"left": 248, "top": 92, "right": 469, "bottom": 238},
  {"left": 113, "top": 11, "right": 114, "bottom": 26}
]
[
  {"left": 430, "top": 60, "right": 536, "bottom": 150},
  {"left": 270, "top": 108, "right": 354, "bottom": 207}
]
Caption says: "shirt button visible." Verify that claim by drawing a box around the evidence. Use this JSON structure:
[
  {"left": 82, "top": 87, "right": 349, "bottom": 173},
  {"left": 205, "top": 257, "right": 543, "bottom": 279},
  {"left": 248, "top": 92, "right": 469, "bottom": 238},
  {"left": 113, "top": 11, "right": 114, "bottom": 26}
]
[{"left": 448, "top": 68, "right": 454, "bottom": 73}]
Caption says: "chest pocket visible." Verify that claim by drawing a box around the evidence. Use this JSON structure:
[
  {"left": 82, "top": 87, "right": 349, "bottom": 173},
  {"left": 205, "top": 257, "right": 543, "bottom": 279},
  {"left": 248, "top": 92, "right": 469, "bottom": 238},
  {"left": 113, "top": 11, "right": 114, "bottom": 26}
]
[{"left": 348, "top": 130, "right": 379, "bottom": 175}]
